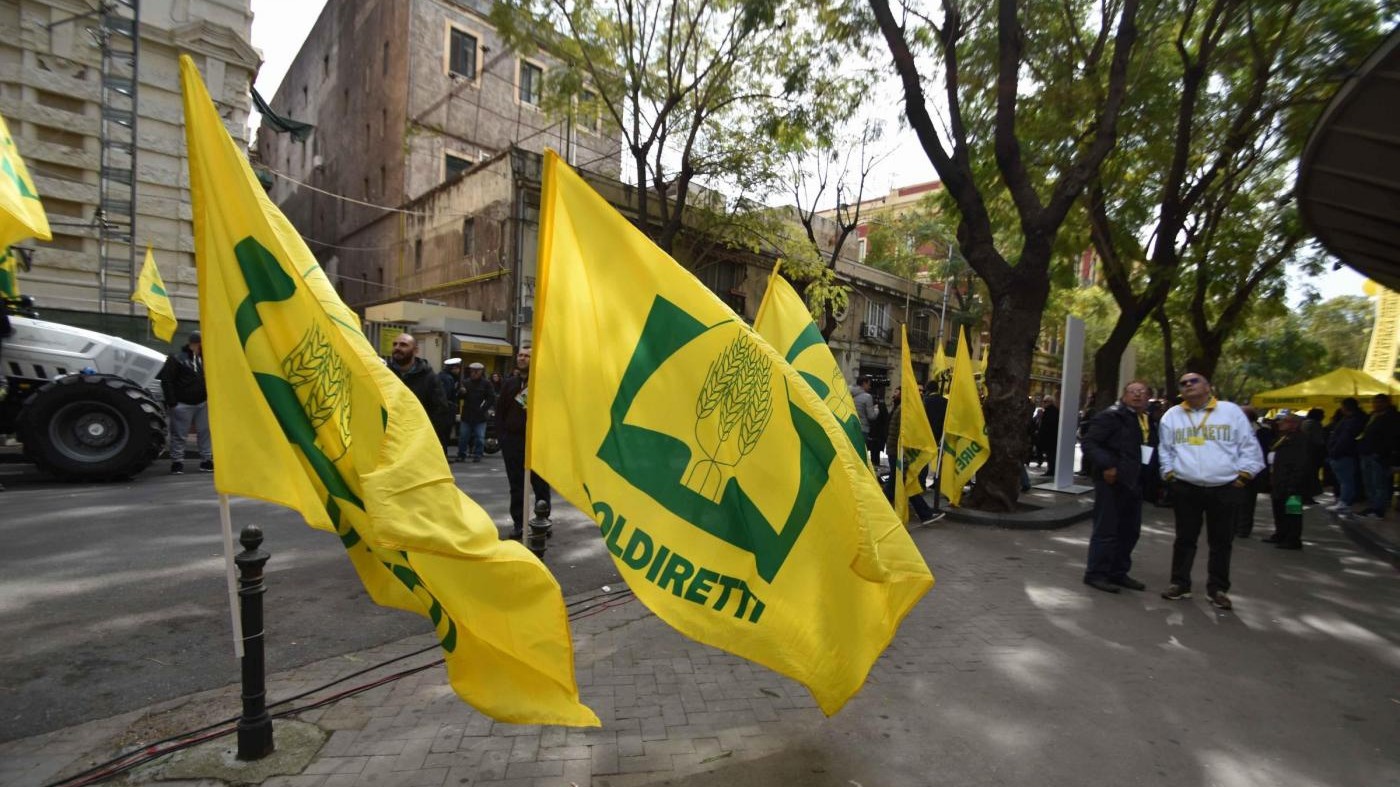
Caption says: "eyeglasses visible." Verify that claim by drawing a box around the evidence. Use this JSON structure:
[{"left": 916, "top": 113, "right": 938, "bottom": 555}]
[{"left": 1179, "top": 377, "right": 1202, "bottom": 386}]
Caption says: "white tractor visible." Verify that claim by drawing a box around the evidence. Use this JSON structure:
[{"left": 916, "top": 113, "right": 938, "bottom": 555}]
[{"left": 2, "top": 302, "right": 168, "bottom": 481}]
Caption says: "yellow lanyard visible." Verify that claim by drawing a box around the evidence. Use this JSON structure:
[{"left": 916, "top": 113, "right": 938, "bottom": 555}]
[{"left": 1138, "top": 413, "right": 1149, "bottom": 442}]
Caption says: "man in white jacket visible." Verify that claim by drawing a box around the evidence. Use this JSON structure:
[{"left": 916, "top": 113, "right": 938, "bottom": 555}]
[{"left": 1157, "top": 372, "right": 1265, "bottom": 611}]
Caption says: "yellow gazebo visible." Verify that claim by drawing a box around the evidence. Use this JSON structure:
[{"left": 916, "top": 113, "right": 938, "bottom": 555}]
[{"left": 1250, "top": 368, "right": 1400, "bottom": 414}]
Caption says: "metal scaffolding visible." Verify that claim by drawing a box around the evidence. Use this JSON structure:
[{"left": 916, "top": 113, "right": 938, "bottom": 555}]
[{"left": 93, "top": 0, "right": 141, "bottom": 314}]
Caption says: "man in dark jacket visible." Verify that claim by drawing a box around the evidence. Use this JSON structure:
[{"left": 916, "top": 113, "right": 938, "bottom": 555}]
[
  {"left": 1356, "top": 393, "right": 1400, "bottom": 519},
  {"left": 1081, "top": 381, "right": 1152, "bottom": 593},
  {"left": 458, "top": 362, "right": 494, "bottom": 463},
  {"left": 1326, "top": 397, "right": 1366, "bottom": 512},
  {"left": 1264, "top": 412, "right": 1308, "bottom": 549},
  {"left": 158, "top": 330, "right": 212, "bottom": 474},
  {"left": 388, "top": 333, "right": 450, "bottom": 439},
  {"left": 1036, "top": 395, "right": 1060, "bottom": 476},
  {"left": 497, "top": 346, "right": 550, "bottom": 540}
]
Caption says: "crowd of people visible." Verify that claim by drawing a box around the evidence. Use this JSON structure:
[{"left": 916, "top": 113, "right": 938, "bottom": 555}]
[{"left": 1075, "top": 373, "right": 1400, "bottom": 612}]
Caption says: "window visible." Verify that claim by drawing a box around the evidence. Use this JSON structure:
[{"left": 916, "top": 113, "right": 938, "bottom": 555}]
[
  {"left": 414, "top": 239, "right": 423, "bottom": 271},
  {"left": 518, "top": 60, "right": 544, "bottom": 106},
  {"left": 857, "top": 236, "right": 867, "bottom": 262},
  {"left": 379, "top": 165, "right": 386, "bottom": 195},
  {"left": 382, "top": 41, "right": 390, "bottom": 75},
  {"left": 322, "top": 54, "right": 329, "bottom": 79},
  {"left": 445, "top": 152, "right": 472, "bottom": 182},
  {"left": 578, "top": 89, "right": 601, "bottom": 133},
  {"left": 865, "top": 300, "right": 889, "bottom": 329},
  {"left": 699, "top": 261, "right": 746, "bottom": 315},
  {"left": 462, "top": 217, "right": 475, "bottom": 256},
  {"left": 447, "top": 27, "right": 478, "bottom": 80}
]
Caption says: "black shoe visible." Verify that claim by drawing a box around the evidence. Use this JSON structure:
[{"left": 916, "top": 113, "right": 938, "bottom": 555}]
[
  {"left": 472, "top": 456, "right": 481, "bottom": 463},
  {"left": 1261, "top": 535, "right": 1281, "bottom": 544},
  {"left": 1112, "top": 576, "right": 1146, "bottom": 591},
  {"left": 199, "top": 460, "right": 214, "bottom": 473},
  {"left": 1084, "top": 577, "right": 1121, "bottom": 594},
  {"left": 505, "top": 529, "right": 523, "bottom": 541},
  {"left": 170, "top": 462, "right": 184, "bottom": 475}
]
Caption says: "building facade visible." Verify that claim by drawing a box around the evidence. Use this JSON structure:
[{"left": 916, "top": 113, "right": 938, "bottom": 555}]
[
  {"left": 257, "top": 0, "right": 622, "bottom": 310},
  {"left": 1, "top": 0, "right": 257, "bottom": 340}
]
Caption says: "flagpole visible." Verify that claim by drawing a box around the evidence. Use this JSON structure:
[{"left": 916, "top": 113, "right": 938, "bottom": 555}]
[{"left": 220, "top": 494, "right": 246, "bottom": 659}]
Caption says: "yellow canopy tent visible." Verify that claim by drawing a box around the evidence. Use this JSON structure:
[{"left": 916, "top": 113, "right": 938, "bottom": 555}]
[{"left": 1250, "top": 368, "right": 1400, "bottom": 414}]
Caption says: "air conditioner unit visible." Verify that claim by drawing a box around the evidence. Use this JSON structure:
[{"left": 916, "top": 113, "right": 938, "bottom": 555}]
[{"left": 861, "top": 323, "right": 882, "bottom": 340}]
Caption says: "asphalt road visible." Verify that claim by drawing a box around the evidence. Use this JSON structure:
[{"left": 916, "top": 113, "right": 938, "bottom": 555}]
[{"left": 0, "top": 452, "right": 621, "bottom": 743}]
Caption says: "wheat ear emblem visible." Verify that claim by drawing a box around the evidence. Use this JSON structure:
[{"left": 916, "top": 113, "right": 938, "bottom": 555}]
[
  {"left": 683, "top": 334, "right": 774, "bottom": 502},
  {"left": 283, "top": 322, "right": 353, "bottom": 461}
]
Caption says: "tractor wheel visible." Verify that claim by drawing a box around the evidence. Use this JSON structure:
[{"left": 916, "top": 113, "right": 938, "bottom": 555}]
[{"left": 17, "top": 374, "right": 167, "bottom": 481}]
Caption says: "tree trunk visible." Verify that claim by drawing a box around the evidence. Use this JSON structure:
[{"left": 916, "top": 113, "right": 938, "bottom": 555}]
[
  {"left": 1093, "top": 306, "right": 1150, "bottom": 396},
  {"left": 965, "top": 267, "right": 1051, "bottom": 512},
  {"left": 1155, "top": 306, "right": 1177, "bottom": 400}
]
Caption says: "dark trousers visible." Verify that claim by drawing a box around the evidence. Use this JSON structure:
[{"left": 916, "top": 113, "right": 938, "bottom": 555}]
[
  {"left": 1084, "top": 479, "right": 1143, "bottom": 582},
  {"left": 883, "top": 471, "right": 935, "bottom": 521},
  {"left": 1169, "top": 480, "right": 1238, "bottom": 595},
  {"left": 1270, "top": 495, "right": 1303, "bottom": 546},
  {"left": 1361, "top": 453, "right": 1392, "bottom": 515},
  {"left": 1235, "top": 480, "right": 1262, "bottom": 537},
  {"left": 502, "top": 436, "right": 550, "bottom": 533}
]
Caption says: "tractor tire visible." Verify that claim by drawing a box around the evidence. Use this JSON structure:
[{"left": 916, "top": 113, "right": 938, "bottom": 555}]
[{"left": 17, "top": 374, "right": 167, "bottom": 481}]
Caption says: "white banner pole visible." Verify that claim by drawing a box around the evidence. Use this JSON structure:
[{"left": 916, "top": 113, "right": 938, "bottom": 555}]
[{"left": 219, "top": 494, "right": 245, "bottom": 659}]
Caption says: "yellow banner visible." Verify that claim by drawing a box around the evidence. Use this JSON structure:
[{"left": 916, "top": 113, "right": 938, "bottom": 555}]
[
  {"left": 939, "top": 329, "right": 988, "bottom": 506},
  {"left": 0, "top": 247, "right": 19, "bottom": 300},
  {"left": 0, "top": 112, "right": 51, "bottom": 251},
  {"left": 752, "top": 263, "right": 867, "bottom": 465},
  {"left": 530, "top": 151, "right": 932, "bottom": 715},
  {"left": 132, "top": 246, "right": 178, "bottom": 342},
  {"left": 896, "top": 325, "right": 938, "bottom": 523},
  {"left": 180, "top": 56, "right": 596, "bottom": 727}
]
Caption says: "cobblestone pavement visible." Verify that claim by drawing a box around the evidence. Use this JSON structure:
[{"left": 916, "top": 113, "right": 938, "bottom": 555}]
[{"left": 5, "top": 501, "right": 1398, "bottom": 787}]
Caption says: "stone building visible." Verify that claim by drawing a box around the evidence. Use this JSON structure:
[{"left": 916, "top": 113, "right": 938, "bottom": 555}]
[
  {"left": 257, "top": 0, "right": 623, "bottom": 310},
  {"left": 0, "top": 0, "right": 257, "bottom": 339}
]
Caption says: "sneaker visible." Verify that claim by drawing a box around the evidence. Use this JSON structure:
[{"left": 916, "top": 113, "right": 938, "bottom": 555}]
[
  {"left": 919, "top": 513, "right": 945, "bottom": 525},
  {"left": 1161, "top": 584, "right": 1191, "bottom": 600},
  {"left": 170, "top": 462, "right": 184, "bottom": 475},
  {"left": 199, "top": 460, "right": 214, "bottom": 473},
  {"left": 1209, "top": 591, "right": 1233, "bottom": 610}
]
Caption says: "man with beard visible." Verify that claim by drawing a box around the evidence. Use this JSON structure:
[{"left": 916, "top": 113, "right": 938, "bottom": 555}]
[{"left": 388, "top": 333, "right": 450, "bottom": 438}]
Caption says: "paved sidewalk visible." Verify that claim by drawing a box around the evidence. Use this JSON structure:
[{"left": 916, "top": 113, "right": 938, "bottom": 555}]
[{"left": 5, "top": 502, "right": 1399, "bottom": 787}]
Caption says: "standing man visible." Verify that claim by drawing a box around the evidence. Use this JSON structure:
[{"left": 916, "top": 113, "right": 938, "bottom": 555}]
[
  {"left": 1355, "top": 393, "right": 1400, "bottom": 519},
  {"left": 458, "top": 362, "right": 494, "bottom": 463},
  {"left": 498, "top": 346, "right": 550, "bottom": 540},
  {"left": 1081, "top": 381, "right": 1153, "bottom": 594},
  {"left": 1325, "top": 397, "right": 1366, "bottom": 513},
  {"left": 1036, "top": 395, "right": 1060, "bottom": 476},
  {"left": 438, "top": 357, "right": 463, "bottom": 452},
  {"left": 387, "top": 333, "right": 450, "bottom": 438},
  {"left": 159, "top": 330, "right": 213, "bottom": 474},
  {"left": 1158, "top": 372, "right": 1264, "bottom": 611},
  {"left": 850, "top": 375, "right": 878, "bottom": 467}
]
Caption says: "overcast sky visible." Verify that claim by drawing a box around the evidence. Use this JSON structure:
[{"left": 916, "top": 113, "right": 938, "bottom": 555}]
[{"left": 245, "top": 0, "right": 1365, "bottom": 305}]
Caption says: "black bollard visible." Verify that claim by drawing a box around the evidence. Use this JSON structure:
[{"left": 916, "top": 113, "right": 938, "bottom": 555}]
[
  {"left": 527, "top": 497, "right": 552, "bottom": 558},
  {"left": 235, "top": 525, "right": 275, "bottom": 760}
]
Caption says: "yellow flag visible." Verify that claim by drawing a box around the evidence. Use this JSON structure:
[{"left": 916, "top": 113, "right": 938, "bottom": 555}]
[
  {"left": 752, "top": 263, "right": 866, "bottom": 464},
  {"left": 0, "top": 247, "right": 19, "bottom": 300},
  {"left": 132, "top": 246, "right": 178, "bottom": 342},
  {"left": 939, "top": 329, "right": 989, "bottom": 506},
  {"left": 895, "top": 325, "right": 938, "bottom": 523},
  {"left": 179, "top": 56, "right": 597, "bottom": 727},
  {"left": 531, "top": 151, "right": 932, "bottom": 716},
  {"left": 0, "top": 112, "right": 51, "bottom": 251}
]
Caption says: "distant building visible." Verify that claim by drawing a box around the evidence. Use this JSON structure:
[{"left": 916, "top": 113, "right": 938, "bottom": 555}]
[
  {"left": 257, "top": 0, "right": 623, "bottom": 312},
  {"left": 1, "top": 0, "right": 257, "bottom": 340}
]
